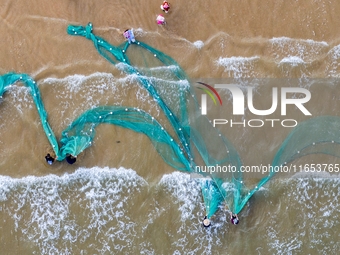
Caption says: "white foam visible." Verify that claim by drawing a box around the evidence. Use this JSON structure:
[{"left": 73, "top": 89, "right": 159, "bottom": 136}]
[
  {"left": 47, "top": 69, "right": 188, "bottom": 124},
  {"left": 325, "top": 44, "right": 340, "bottom": 76},
  {"left": 112, "top": 67, "right": 191, "bottom": 117},
  {"left": 269, "top": 37, "right": 329, "bottom": 63},
  {"left": 133, "top": 28, "right": 145, "bottom": 37},
  {"left": 2, "top": 85, "right": 34, "bottom": 114},
  {"left": 0, "top": 167, "right": 148, "bottom": 254},
  {"left": 42, "top": 72, "right": 136, "bottom": 127},
  {"left": 279, "top": 56, "right": 306, "bottom": 66},
  {"left": 216, "top": 56, "right": 260, "bottom": 78},
  {"left": 159, "top": 172, "right": 200, "bottom": 219},
  {"left": 328, "top": 44, "right": 340, "bottom": 59},
  {"left": 193, "top": 40, "right": 204, "bottom": 49},
  {"left": 43, "top": 72, "right": 114, "bottom": 89},
  {"left": 157, "top": 172, "right": 229, "bottom": 254},
  {"left": 265, "top": 178, "right": 340, "bottom": 254},
  {"left": 3, "top": 169, "right": 336, "bottom": 254},
  {"left": 269, "top": 37, "right": 328, "bottom": 47}
]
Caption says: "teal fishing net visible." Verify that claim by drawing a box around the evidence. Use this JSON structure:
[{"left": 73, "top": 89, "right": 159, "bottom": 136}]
[
  {"left": 2, "top": 22, "right": 340, "bottom": 220},
  {"left": 0, "top": 73, "right": 190, "bottom": 170},
  {"left": 66, "top": 23, "right": 340, "bottom": 217},
  {"left": 0, "top": 73, "right": 61, "bottom": 155},
  {"left": 67, "top": 23, "right": 241, "bottom": 217}
]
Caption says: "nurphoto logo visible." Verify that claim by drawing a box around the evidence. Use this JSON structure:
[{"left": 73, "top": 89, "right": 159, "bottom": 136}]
[
  {"left": 196, "top": 82, "right": 223, "bottom": 115},
  {"left": 197, "top": 81, "right": 312, "bottom": 128}
]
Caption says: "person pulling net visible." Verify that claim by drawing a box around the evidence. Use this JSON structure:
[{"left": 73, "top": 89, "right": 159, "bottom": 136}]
[
  {"left": 66, "top": 23, "right": 247, "bottom": 219},
  {"left": 123, "top": 29, "right": 135, "bottom": 44},
  {"left": 0, "top": 73, "right": 191, "bottom": 171}
]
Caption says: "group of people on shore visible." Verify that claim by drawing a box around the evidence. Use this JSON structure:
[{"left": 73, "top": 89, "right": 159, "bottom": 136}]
[
  {"left": 45, "top": 153, "right": 77, "bottom": 165},
  {"left": 203, "top": 209, "right": 239, "bottom": 228},
  {"left": 123, "top": 1, "right": 170, "bottom": 42},
  {"left": 157, "top": 1, "right": 170, "bottom": 25}
]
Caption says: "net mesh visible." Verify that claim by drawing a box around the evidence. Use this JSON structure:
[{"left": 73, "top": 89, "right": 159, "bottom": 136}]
[
  {"left": 1, "top": 22, "right": 340, "bottom": 219},
  {"left": 66, "top": 23, "right": 340, "bottom": 216},
  {"left": 67, "top": 23, "right": 237, "bottom": 217}
]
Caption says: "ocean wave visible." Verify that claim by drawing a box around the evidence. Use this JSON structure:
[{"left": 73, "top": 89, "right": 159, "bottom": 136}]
[
  {"left": 0, "top": 167, "right": 148, "bottom": 254},
  {"left": 1, "top": 169, "right": 339, "bottom": 254},
  {"left": 279, "top": 56, "right": 306, "bottom": 66},
  {"left": 193, "top": 40, "right": 204, "bottom": 49},
  {"left": 265, "top": 178, "right": 340, "bottom": 254},
  {"left": 216, "top": 56, "right": 260, "bottom": 78}
]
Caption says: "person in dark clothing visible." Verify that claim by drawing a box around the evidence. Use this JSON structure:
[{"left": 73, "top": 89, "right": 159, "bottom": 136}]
[
  {"left": 229, "top": 212, "right": 239, "bottom": 225},
  {"left": 66, "top": 154, "right": 77, "bottom": 164},
  {"left": 45, "top": 153, "right": 55, "bottom": 165},
  {"left": 202, "top": 215, "right": 211, "bottom": 228}
]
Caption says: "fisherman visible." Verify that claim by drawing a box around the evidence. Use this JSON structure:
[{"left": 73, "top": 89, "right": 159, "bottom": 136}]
[
  {"left": 160, "top": 1, "right": 170, "bottom": 13},
  {"left": 156, "top": 14, "right": 166, "bottom": 25},
  {"left": 66, "top": 154, "right": 77, "bottom": 165},
  {"left": 45, "top": 153, "right": 55, "bottom": 165},
  {"left": 202, "top": 215, "right": 211, "bottom": 228},
  {"left": 123, "top": 29, "right": 135, "bottom": 44},
  {"left": 229, "top": 212, "right": 239, "bottom": 225}
]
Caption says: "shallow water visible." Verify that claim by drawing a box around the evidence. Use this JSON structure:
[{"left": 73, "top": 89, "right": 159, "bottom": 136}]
[{"left": 1, "top": 0, "right": 340, "bottom": 254}]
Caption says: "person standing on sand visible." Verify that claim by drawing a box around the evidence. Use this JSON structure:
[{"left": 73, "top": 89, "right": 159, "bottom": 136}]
[
  {"left": 229, "top": 211, "right": 239, "bottom": 225},
  {"left": 66, "top": 154, "right": 77, "bottom": 164},
  {"left": 156, "top": 14, "right": 166, "bottom": 25},
  {"left": 160, "top": 1, "right": 170, "bottom": 13},
  {"left": 45, "top": 153, "right": 55, "bottom": 165},
  {"left": 123, "top": 29, "right": 135, "bottom": 44}
]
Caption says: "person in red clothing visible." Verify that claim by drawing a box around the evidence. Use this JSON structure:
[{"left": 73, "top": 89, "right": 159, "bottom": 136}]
[{"left": 160, "top": 1, "right": 170, "bottom": 13}]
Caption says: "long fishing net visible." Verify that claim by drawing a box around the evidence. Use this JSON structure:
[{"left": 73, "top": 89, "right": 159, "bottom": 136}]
[
  {"left": 2, "top": 22, "right": 340, "bottom": 220},
  {"left": 0, "top": 73, "right": 61, "bottom": 155},
  {"left": 0, "top": 73, "right": 191, "bottom": 170},
  {"left": 66, "top": 23, "right": 340, "bottom": 216},
  {"left": 67, "top": 23, "right": 242, "bottom": 217}
]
